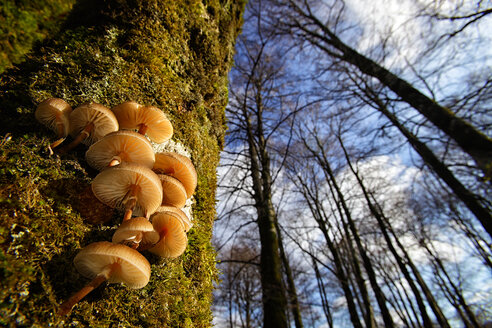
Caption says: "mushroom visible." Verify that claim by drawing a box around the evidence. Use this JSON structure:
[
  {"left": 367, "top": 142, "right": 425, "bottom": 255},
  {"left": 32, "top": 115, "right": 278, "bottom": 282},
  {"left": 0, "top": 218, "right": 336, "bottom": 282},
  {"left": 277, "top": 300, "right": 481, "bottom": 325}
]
[
  {"left": 61, "top": 102, "right": 118, "bottom": 153},
  {"left": 35, "top": 98, "right": 72, "bottom": 154},
  {"left": 155, "top": 205, "right": 192, "bottom": 232},
  {"left": 148, "top": 211, "right": 188, "bottom": 258},
  {"left": 112, "top": 217, "right": 159, "bottom": 249},
  {"left": 112, "top": 101, "right": 173, "bottom": 143},
  {"left": 153, "top": 152, "right": 197, "bottom": 198},
  {"left": 58, "top": 241, "right": 150, "bottom": 315},
  {"left": 91, "top": 163, "right": 163, "bottom": 221},
  {"left": 86, "top": 130, "right": 155, "bottom": 170},
  {"left": 157, "top": 174, "right": 187, "bottom": 208}
]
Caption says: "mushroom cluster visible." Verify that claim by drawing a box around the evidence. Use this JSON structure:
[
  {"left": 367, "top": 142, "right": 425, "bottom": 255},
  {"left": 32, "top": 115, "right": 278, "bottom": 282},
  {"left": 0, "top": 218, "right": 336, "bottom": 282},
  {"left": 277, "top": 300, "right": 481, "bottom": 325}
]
[{"left": 36, "top": 99, "right": 197, "bottom": 315}]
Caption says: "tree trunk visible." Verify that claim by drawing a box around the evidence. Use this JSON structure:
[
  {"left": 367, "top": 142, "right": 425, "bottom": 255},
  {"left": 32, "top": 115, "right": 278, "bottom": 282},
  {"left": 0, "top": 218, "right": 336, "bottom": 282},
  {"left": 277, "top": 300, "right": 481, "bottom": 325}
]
[
  {"left": 311, "top": 256, "right": 334, "bottom": 328},
  {"left": 275, "top": 219, "right": 304, "bottom": 328},
  {"left": 370, "top": 94, "right": 492, "bottom": 238},
  {"left": 285, "top": 0, "right": 492, "bottom": 178},
  {"left": 256, "top": 201, "right": 289, "bottom": 327},
  {"left": 0, "top": 0, "right": 245, "bottom": 326},
  {"left": 310, "top": 137, "right": 395, "bottom": 328},
  {"left": 297, "top": 178, "right": 364, "bottom": 328},
  {"left": 243, "top": 88, "right": 288, "bottom": 326},
  {"left": 339, "top": 138, "right": 452, "bottom": 328}
]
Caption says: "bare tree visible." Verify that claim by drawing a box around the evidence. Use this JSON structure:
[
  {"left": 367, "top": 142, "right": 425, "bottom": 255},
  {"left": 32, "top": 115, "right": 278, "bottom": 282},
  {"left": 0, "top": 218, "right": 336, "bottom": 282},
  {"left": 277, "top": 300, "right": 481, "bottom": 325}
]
[
  {"left": 267, "top": 0, "right": 492, "bottom": 179},
  {"left": 218, "top": 1, "right": 307, "bottom": 325}
]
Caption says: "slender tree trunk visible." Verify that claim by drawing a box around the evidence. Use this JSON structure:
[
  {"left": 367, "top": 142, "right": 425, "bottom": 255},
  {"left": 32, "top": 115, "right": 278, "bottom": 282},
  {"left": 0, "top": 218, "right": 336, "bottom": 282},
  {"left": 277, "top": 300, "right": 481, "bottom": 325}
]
[
  {"left": 339, "top": 137, "right": 452, "bottom": 328},
  {"left": 368, "top": 94, "right": 492, "bottom": 238},
  {"left": 275, "top": 219, "right": 304, "bottom": 328},
  {"left": 380, "top": 271, "right": 419, "bottom": 328},
  {"left": 309, "top": 137, "right": 395, "bottom": 328},
  {"left": 297, "top": 178, "right": 364, "bottom": 328},
  {"left": 420, "top": 240, "right": 481, "bottom": 327},
  {"left": 311, "top": 256, "right": 334, "bottom": 328},
  {"left": 323, "top": 173, "right": 377, "bottom": 328},
  {"left": 285, "top": 0, "right": 492, "bottom": 177}
]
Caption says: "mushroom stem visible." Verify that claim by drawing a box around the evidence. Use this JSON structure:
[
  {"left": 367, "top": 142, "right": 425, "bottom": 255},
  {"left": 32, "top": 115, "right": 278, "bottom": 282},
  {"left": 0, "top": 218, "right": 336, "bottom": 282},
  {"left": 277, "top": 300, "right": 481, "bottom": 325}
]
[
  {"left": 122, "top": 233, "right": 142, "bottom": 249},
  {"left": 55, "top": 120, "right": 65, "bottom": 139},
  {"left": 48, "top": 137, "right": 66, "bottom": 156},
  {"left": 122, "top": 185, "right": 139, "bottom": 222},
  {"left": 138, "top": 124, "right": 148, "bottom": 135},
  {"left": 59, "top": 122, "right": 94, "bottom": 154},
  {"left": 58, "top": 263, "right": 119, "bottom": 316},
  {"left": 123, "top": 196, "right": 137, "bottom": 222},
  {"left": 108, "top": 157, "right": 121, "bottom": 167}
]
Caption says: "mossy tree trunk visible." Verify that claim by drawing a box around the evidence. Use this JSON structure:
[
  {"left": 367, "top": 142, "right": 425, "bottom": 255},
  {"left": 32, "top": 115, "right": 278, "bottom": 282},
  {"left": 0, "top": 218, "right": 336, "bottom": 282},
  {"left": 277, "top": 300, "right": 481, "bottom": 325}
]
[{"left": 0, "top": 0, "right": 244, "bottom": 326}]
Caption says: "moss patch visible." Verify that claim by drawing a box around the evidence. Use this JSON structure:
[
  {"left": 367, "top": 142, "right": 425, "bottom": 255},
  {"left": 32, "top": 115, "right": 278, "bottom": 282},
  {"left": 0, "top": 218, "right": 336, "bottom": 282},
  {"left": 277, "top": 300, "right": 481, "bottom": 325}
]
[
  {"left": 0, "top": 0, "right": 76, "bottom": 74},
  {"left": 0, "top": 0, "right": 245, "bottom": 326}
]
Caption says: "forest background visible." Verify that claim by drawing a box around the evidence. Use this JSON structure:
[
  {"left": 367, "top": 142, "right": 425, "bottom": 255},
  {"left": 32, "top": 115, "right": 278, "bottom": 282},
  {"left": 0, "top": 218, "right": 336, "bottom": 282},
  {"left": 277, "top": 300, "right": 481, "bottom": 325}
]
[{"left": 213, "top": 0, "right": 492, "bottom": 327}]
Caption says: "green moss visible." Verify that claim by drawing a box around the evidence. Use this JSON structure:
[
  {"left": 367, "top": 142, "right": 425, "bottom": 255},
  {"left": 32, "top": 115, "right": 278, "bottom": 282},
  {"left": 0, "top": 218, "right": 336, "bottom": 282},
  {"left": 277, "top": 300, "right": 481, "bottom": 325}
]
[
  {"left": 0, "top": 0, "right": 245, "bottom": 326},
  {"left": 0, "top": 0, "right": 76, "bottom": 74}
]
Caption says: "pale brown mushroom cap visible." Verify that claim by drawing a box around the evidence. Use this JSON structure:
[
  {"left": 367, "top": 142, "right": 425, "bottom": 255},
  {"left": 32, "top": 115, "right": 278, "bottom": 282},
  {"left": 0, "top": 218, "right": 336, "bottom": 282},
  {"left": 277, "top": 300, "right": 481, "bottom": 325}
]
[
  {"left": 69, "top": 102, "right": 119, "bottom": 145},
  {"left": 156, "top": 206, "right": 192, "bottom": 232},
  {"left": 92, "top": 163, "right": 163, "bottom": 217},
  {"left": 153, "top": 152, "right": 197, "bottom": 198},
  {"left": 149, "top": 212, "right": 188, "bottom": 258},
  {"left": 74, "top": 241, "right": 150, "bottom": 289},
  {"left": 35, "top": 98, "right": 72, "bottom": 136},
  {"left": 112, "top": 217, "right": 160, "bottom": 247},
  {"left": 157, "top": 174, "right": 187, "bottom": 208},
  {"left": 86, "top": 130, "right": 155, "bottom": 170},
  {"left": 111, "top": 101, "right": 140, "bottom": 127},
  {"left": 112, "top": 101, "right": 173, "bottom": 143}
]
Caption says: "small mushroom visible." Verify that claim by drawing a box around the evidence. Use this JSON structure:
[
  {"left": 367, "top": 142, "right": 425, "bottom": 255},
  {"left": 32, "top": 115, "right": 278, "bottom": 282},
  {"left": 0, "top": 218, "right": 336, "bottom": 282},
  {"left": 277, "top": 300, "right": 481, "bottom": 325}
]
[
  {"left": 112, "top": 101, "right": 173, "bottom": 143},
  {"left": 148, "top": 211, "right": 188, "bottom": 258},
  {"left": 86, "top": 130, "right": 155, "bottom": 170},
  {"left": 91, "top": 163, "right": 163, "bottom": 221},
  {"left": 58, "top": 241, "right": 150, "bottom": 315},
  {"left": 157, "top": 174, "right": 187, "bottom": 208},
  {"left": 62, "top": 102, "right": 118, "bottom": 153},
  {"left": 155, "top": 205, "right": 192, "bottom": 232},
  {"left": 153, "top": 152, "right": 197, "bottom": 198},
  {"left": 35, "top": 98, "right": 72, "bottom": 154},
  {"left": 112, "top": 217, "right": 159, "bottom": 249}
]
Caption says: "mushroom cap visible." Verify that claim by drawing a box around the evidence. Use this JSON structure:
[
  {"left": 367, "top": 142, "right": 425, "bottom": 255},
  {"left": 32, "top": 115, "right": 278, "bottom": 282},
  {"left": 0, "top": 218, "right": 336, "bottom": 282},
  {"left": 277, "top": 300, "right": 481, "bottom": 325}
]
[
  {"left": 112, "top": 101, "right": 173, "bottom": 143},
  {"left": 35, "top": 98, "right": 72, "bottom": 136},
  {"left": 92, "top": 163, "right": 163, "bottom": 217},
  {"left": 74, "top": 241, "right": 150, "bottom": 289},
  {"left": 86, "top": 130, "right": 155, "bottom": 170},
  {"left": 155, "top": 206, "right": 192, "bottom": 232},
  {"left": 157, "top": 174, "right": 187, "bottom": 208},
  {"left": 149, "top": 212, "right": 188, "bottom": 258},
  {"left": 153, "top": 152, "right": 197, "bottom": 198},
  {"left": 112, "top": 217, "right": 160, "bottom": 247},
  {"left": 69, "top": 102, "right": 119, "bottom": 145}
]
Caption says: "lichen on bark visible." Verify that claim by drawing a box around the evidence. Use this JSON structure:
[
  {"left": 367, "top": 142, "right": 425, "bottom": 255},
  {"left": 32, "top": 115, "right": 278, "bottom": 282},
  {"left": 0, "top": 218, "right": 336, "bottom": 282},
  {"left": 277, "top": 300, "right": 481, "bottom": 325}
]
[{"left": 0, "top": 0, "right": 245, "bottom": 326}]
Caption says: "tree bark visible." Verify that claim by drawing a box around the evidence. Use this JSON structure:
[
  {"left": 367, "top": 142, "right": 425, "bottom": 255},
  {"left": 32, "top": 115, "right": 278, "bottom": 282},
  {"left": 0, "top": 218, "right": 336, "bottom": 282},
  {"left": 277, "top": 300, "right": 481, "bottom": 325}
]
[{"left": 0, "top": 0, "right": 245, "bottom": 325}]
